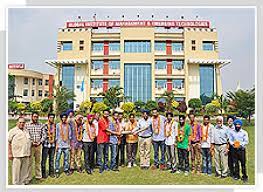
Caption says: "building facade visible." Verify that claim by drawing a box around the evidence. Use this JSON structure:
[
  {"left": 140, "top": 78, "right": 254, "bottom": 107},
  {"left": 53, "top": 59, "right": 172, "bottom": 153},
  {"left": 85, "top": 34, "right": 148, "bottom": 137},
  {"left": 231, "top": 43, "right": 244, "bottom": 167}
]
[
  {"left": 8, "top": 64, "right": 54, "bottom": 103},
  {"left": 46, "top": 20, "right": 230, "bottom": 109}
]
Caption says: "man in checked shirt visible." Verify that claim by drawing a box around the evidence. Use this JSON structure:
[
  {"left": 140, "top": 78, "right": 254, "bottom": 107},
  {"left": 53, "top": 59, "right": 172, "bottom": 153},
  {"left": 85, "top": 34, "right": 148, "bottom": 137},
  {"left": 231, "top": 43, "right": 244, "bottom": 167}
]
[{"left": 25, "top": 112, "right": 46, "bottom": 183}]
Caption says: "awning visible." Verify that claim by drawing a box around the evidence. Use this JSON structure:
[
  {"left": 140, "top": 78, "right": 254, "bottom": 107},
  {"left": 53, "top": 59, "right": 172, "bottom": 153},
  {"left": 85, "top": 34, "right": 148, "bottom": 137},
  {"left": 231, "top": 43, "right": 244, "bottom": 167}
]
[
  {"left": 188, "top": 59, "right": 231, "bottom": 68},
  {"left": 45, "top": 59, "right": 88, "bottom": 68}
]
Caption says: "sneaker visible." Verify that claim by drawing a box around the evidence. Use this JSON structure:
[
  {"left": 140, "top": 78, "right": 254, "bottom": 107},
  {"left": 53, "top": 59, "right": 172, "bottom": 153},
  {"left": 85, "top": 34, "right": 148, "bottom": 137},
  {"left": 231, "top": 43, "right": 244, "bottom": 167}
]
[
  {"left": 133, "top": 163, "right": 137, "bottom": 167},
  {"left": 65, "top": 171, "right": 71, "bottom": 176},
  {"left": 160, "top": 164, "right": 166, "bottom": 171},
  {"left": 77, "top": 168, "right": 83, "bottom": 173},
  {"left": 86, "top": 169, "right": 92, "bottom": 174},
  {"left": 176, "top": 170, "right": 181, "bottom": 174},
  {"left": 170, "top": 169, "right": 176, "bottom": 173},
  {"left": 50, "top": 174, "right": 55, "bottom": 178},
  {"left": 207, "top": 173, "right": 212, "bottom": 177},
  {"left": 184, "top": 171, "right": 189, "bottom": 176},
  {"left": 99, "top": 168, "right": 104, "bottom": 174},
  {"left": 242, "top": 177, "right": 248, "bottom": 183},
  {"left": 55, "top": 172, "right": 60, "bottom": 178},
  {"left": 112, "top": 167, "right": 120, "bottom": 172},
  {"left": 127, "top": 162, "right": 132, "bottom": 168},
  {"left": 221, "top": 175, "right": 227, "bottom": 179},
  {"left": 191, "top": 170, "right": 195, "bottom": 174}
]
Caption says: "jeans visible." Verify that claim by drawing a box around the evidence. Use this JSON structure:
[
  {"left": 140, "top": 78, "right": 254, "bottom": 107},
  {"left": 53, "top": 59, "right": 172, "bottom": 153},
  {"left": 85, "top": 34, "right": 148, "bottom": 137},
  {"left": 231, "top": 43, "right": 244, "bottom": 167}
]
[
  {"left": 83, "top": 142, "right": 94, "bottom": 171},
  {"left": 116, "top": 136, "right": 126, "bottom": 166},
  {"left": 41, "top": 147, "right": 55, "bottom": 177},
  {"left": 178, "top": 148, "right": 189, "bottom": 172},
  {"left": 228, "top": 145, "right": 234, "bottom": 176},
  {"left": 97, "top": 143, "right": 109, "bottom": 170},
  {"left": 201, "top": 148, "right": 212, "bottom": 174},
  {"left": 152, "top": 140, "right": 166, "bottom": 166},
  {"left": 110, "top": 144, "right": 118, "bottom": 169},
  {"left": 126, "top": 143, "right": 138, "bottom": 164},
  {"left": 233, "top": 148, "right": 248, "bottom": 180},
  {"left": 55, "top": 148, "right": 70, "bottom": 173}
]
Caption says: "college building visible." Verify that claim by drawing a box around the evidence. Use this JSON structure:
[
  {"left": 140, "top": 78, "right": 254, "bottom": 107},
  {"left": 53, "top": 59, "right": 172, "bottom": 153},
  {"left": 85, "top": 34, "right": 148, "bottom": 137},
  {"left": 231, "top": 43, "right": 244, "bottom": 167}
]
[
  {"left": 8, "top": 63, "right": 55, "bottom": 104},
  {"left": 45, "top": 20, "right": 230, "bottom": 109}
]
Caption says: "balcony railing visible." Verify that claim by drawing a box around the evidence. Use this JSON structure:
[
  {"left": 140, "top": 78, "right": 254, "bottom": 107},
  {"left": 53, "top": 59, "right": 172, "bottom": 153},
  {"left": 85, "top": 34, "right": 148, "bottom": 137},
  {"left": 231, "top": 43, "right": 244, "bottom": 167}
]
[{"left": 91, "top": 87, "right": 103, "bottom": 95}]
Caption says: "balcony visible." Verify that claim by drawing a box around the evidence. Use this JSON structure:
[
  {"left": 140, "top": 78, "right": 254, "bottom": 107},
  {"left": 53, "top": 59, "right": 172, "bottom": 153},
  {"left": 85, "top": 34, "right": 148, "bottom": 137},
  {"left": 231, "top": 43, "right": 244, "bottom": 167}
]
[
  {"left": 155, "top": 69, "right": 167, "bottom": 75},
  {"left": 91, "top": 87, "right": 103, "bottom": 95},
  {"left": 172, "top": 87, "right": 185, "bottom": 95},
  {"left": 155, "top": 50, "right": 166, "bottom": 56},
  {"left": 172, "top": 50, "right": 184, "bottom": 56},
  {"left": 91, "top": 68, "right": 103, "bottom": 75},
  {"left": 172, "top": 69, "right": 185, "bottom": 76},
  {"left": 109, "top": 50, "right": 120, "bottom": 56},
  {"left": 109, "top": 69, "right": 120, "bottom": 76},
  {"left": 92, "top": 50, "right": 104, "bottom": 56},
  {"left": 155, "top": 87, "right": 166, "bottom": 95}
]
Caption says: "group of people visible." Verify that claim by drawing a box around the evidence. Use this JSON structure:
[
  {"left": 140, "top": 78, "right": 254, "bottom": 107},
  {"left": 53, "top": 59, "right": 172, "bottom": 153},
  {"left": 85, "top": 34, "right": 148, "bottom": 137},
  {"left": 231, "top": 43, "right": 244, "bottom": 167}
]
[{"left": 8, "top": 108, "right": 249, "bottom": 185}]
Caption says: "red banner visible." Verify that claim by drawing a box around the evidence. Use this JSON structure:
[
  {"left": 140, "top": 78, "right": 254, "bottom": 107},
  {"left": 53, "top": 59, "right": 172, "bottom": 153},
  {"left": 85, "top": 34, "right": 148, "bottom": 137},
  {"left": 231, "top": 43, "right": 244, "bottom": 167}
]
[
  {"left": 66, "top": 20, "right": 210, "bottom": 28},
  {"left": 8, "top": 63, "right": 25, "bottom": 69}
]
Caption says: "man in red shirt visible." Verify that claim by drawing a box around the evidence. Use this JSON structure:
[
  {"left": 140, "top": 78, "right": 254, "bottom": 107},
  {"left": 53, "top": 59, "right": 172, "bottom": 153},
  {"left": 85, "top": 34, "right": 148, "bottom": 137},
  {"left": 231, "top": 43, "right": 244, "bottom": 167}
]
[{"left": 97, "top": 109, "right": 111, "bottom": 173}]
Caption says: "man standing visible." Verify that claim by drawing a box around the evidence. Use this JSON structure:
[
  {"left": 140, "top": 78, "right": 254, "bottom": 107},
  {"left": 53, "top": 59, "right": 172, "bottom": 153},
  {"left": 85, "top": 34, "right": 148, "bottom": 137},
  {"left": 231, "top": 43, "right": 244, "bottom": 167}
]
[
  {"left": 69, "top": 115, "right": 84, "bottom": 173},
  {"left": 97, "top": 109, "right": 111, "bottom": 173},
  {"left": 83, "top": 114, "right": 98, "bottom": 174},
  {"left": 229, "top": 119, "right": 249, "bottom": 183},
  {"left": 227, "top": 115, "right": 235, "bottom": 177},
  {"left": 55, "top": 113, "right": 72, "bottom": 178},
  {"left": 108, "top": 111, "right": 122, "bottom": 171},
  {"left": 200, "top": 115, "right": 214, "bottom": 176},
  {"left": 189, "top": 113, "right": 202, "bottom": 175},
  {"left": 176, "top": 115, "right": 191, "bottom": 175},
  {"left": 26, "top": 112, "right": 46, "bottom": 182},
  {"left": 41, "top": 113, "right": 56, "bottom": 178},
  {"left": 125, "top": 114, "right": 139, "bottom": 168},
  {"left": 211, "top": 116, "right": 229, "bottom": 178},
  {"left": 117, "top": 110, "right": 126, "bottom": 167},
  {"left": 151, "top": 108, "right": 166, "bottom": 170},
  {"left": 133, "top": 109, "right": 152, "bottom": 170},
  {"left": 8, "top": 117, "right": 31, "bottom": 185},
  {"left": 164, "top": 112, "right": 178, "bottom": 173}
]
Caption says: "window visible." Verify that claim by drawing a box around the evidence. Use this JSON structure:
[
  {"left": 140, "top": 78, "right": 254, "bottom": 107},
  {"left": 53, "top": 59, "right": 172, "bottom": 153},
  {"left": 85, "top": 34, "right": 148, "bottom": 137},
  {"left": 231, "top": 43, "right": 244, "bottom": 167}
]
[
  {"left": 91, "top": 60, "right": 103, "bottom": 70},
  {"left": 175, "top": 97, "right": 185, "bottom": 102},
  {"left": 79, "top": 40, "right": 84, "bottom": 51},
  {"left": 44, "top": 91, "right": 49, "bottom": 97},
  {"left": 38, "top": 79, "right": 42, "bottom": 86},
  {"left": 90, "top": 97, "right": 103, "bottom": 102},
  {"left": 192, "top": 46, "right": 196, "bottom": 51},
  {"left": 62, "top": 41, "right": 73, "bottom": 51},
  {"left": 24, "top": 78, "right": 28, "bottom": 85},
  {"left": 109, "top": 42, "right": 120, "bottom": 51},
  {"left": 109, "top": 79, "right": 120, "bottom": 88},
  {"left": 38, "top": 90, "right": 43, "bottom": 97},
  {"left": 45, "top": 79, "right": 49, "bottom": 86},
  {"left": 172, "top": 60, "right": 184, "bottom": 70},
  {"left": 91, "top": 80, "right": 103, "bottom": 89},
  {"left": 154, "top": 41, "right": 166, "bottom": 51},
  {"left": 124, "top": 41, "right": 151, "bottom": 53},
  {"left": 172, "top": 42, "right": 183, "bottom": 51},
  {"left": 172, "top": 79, "right": 184, "bottom": 89},
  {"left": 79, "top": 46, "right": 84, "bottom": 51},
  {"left": 155, "top": 60, "right": 166, "bottom": 69},
  {"left": 155, "top": 80, "right": 167, "bottom": 89},
  {"left": 109, "top": 60, "right": 120, "bottom": 70},
  {"left": 191, "top": 40, "right": 196, "bottom": 44},
  {"left": 200, "top": 65, "right": 214, "bottom": 104},
  {"left": 31, "top": 90, "right": 35, "bottom": 96},
  {"left": 23, "top": 89, "right": 28, "bottom": 96},
  {"left": 79, "top": 40, "right": 84, "bottom": 44},
  {"left": 62, "top": 65, "right": 75, "bottom": 91},
  {"left": 32, "top": 78, "right": 35, "bottom": 85},
  {"left": 92, "top": 42, "right": 104, "bottom": 51},
  {"left": 203, "top": 41, "right": 214, "bottom": 51}
]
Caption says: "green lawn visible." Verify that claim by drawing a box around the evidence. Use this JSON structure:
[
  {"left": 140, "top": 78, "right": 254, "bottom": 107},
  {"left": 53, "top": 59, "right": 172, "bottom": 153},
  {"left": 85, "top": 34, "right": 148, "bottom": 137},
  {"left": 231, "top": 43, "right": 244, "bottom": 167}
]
[{"left": 8, "top": 119, "right": 255, "bottom": 185}]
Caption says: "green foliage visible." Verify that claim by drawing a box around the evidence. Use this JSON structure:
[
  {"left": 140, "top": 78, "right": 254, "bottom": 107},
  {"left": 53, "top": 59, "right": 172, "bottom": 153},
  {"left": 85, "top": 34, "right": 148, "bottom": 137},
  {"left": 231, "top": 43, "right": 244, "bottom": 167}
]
[
  {"left": 54, "top": 86, "right": 75, "bottom": 116},
  {"left": 8, "top": 74, "right": 15, "bottom": 99},
  {"left": 91, "top": 102, "right": 108, "bottom": 114},
  {"left": 188, "top": 98, "right": 202, "bottom": 112},
  {"left": 16, "top": 103, "right": 26, "bottom": 114},
  {"left": 145, "top": 100, "right": 158, "bottom": 111},
  {"left": 30, "top": 101, "right": 42, "bottom": 112},
  {"left": 8, "top": 100, "right": 18, "bottom": 114},
  {"left": 79, "top": 100, "right": 92, "bottom": 115},
  {"left": 160, "top": 91, "right": 174, "bottom": 111},
  {"left": 121, "top": 102, "right": 135, "bottom": 117},
  {"left": 41, "top": 98, "right": 54, "bottom": 113},
  {"left": 205, "top": 103, "right": 219, "bottom": 115}
]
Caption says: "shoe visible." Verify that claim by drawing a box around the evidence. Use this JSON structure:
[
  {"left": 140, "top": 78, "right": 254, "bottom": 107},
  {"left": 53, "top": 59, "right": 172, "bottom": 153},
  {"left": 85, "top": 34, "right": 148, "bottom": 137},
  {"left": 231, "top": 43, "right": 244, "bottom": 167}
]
[
  {"left": 127, "top": 162, "right": 132, "bottom": 168},
  {"left": 151, "top": 165, "right": 158, "bottom": 170},
  {"left": 99, "top": 168, "right": 104, "bottom": 174},
  {"left": 104, "top": 166, "right": 110, "bottom": 171},
  {"left": 65, "top": 171, "right": 71, "bottom": 176},
  {"left": 112, "top": 167, "right": 119, "bottom": 172},
  {"left": 207, "top": 173, "right": 212, "bottom": 177},
  {"left": 184, "top": 171, "right": 189, "bottom": 176},
  {"left": 170, "top": 169, "right": 176, "bottom": 173},
  {"left": 176, "top": 170, "right": 181, "bottom": 174},
  {"left": 49, "top": 174, "right": 55, "bottom": 178},
  {"left": 197, "top": 171, "right": 201, "bottom": 175},
  {"left": 160, "top": 164, "right": 166, "bottom": 171},
  {"left": 191, "top": 170, "right": 195, "bottom": 174},
  {"left": 77, "top": 168, "right": 83, "bottom": 173},
  {"left": 221, "top": 175, "right": 227, "bottom": 179},
  {"left": 86, "top": 169, "right": 92, "bottom": 174},
  {"left": 242, "top": 177, "right": 248, "bottom": 183},
  {"left": 215, "top": 173, "right": 221, "bottom": 178},
  {"left": 133, "top": 163, "right": 137, "bottom": 167},
  {"left": 42, "top": 174, "right": 48, "bottom": 179},
  {"left": 55, "top": 172, "right": 60, "bottom": 178}
]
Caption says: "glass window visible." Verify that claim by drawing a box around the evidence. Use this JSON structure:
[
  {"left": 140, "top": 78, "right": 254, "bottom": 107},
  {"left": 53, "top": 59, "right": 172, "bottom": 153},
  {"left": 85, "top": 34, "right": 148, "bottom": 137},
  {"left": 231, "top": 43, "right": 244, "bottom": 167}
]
[
  {"left": 45, "top": 79, "right": 49, "bottom": 86},
  {"left": 38, "top": 79, "right": 42, "bottom": 86},
  {"left": 31, "top": 90, "right": 35, "bottom": 96},
  {"left": 155, "top": 80, "right": 167, "bottom": 89},
  {"left": 91, "top": 60, "right": 103, "bottom": 70},
  {"left": 91, "top": 79, "right": 103, "bottom": 89},
  {"left": 172, "top": 42, "right": 183, "bottom": 51},
  {"left": 62, "top": 65, "right": 75, "bottom": 91},
  {"left": 154, "top": 41, "right": 166, "bottom": 51},
  {"left": 38, "top": 90, "right": 43, "bottom": 97},
  {"left": 172, "top": 60, "right": 184, "bottom": 70},
  {"left": 92, "top": 42, "right": 104, "bottom": 51},
  {"left": 62, "top": 41, "right": 73, "bottom": 51},
  {"left": 24, "top": 78, "right": 28, "bottom": 85},
  {"left": 90, "top": 97, "right": 103, "bottom": 102},
  {"left": 172, "top": 79, "right": 184, "bottom": 89},
  {"left": 109, "top": 42, "right": 120, "bottom": 51},
  {"left": 109, "top": 79, "right": 120, "bottom": 88},
  {"left": 200, "top": 65, "right": 214, "bottom": 104},
  {"left": 203, "top": 41, "right": 214, "bottom": 51},
  {"left": 23, "top": 89, "right": 28, "bottom": 96},
  {"left": 109, "top": 60, "right": 120, "bottom": 70},
  {"left": 79, "top": 40, "right": 84, "bottom": 44},
  {"left": 155, "top": 60, "right": 167, "bottom": 69},
  {"left": 32, "top": 78, "right": 35, "bottom": 85},
  {"left": 44, "top": 91, "right": 49, "bottom": 97},
  {"left": 124, "top": 41, "right": 151, "bottom": 53},
  {"left": 175, "top": 97, "right": 185, "bottom": 102}
]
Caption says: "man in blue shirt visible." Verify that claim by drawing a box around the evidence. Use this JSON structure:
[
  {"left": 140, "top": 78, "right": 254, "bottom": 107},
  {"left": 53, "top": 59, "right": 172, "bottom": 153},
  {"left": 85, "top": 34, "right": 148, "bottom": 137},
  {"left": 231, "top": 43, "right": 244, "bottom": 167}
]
[{"left": 229, "top": 119, "right": 249, "bottom": 183}]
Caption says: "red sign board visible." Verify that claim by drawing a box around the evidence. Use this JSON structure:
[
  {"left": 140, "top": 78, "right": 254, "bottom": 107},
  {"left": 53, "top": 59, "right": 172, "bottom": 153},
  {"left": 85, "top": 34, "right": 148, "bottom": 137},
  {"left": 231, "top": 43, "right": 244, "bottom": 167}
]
[
  {"left": 8, "top": 63, "right": 25, "bottom": 69},
  {"left": 66, "top": 20, "right": 210, "bottom": 28}
]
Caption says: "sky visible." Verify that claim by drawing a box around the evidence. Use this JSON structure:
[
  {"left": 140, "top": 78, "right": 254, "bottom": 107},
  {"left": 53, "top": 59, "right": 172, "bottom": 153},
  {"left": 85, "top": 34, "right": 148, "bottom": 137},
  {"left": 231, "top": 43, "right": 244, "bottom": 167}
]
[{"left": 8, "top": 7, "right": 255, "bottom": 93}]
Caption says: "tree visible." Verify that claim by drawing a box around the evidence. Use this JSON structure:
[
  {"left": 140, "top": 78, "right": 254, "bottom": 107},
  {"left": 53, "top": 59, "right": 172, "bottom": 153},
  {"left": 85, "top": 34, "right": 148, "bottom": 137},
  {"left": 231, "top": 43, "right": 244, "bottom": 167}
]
[
  {"left": 98, "top": 86, "right": 129, "bottom": 109},
  {"left": 160, "top": 91, "right": 175, "bottom": 111},
  {"left": 8, "top": 100, "right": 18, "bottom": 114},
  {"left": 16, "top": 103, "right": 26, "bottom": 114},
  {"left": 121, "top": 102, "right": 135, "bottom": 117},
  {"left": 188, "top": 98, "right": 202, "bottom": 113},
  {"left": 54, "top": 86, "right": 76, "bottom": 116},
  {"left": 226, "top": 87, "right": 255, "bottom": 123},
  {"left": 145, "top": 100, "right": 158, "bottom": 111},
  {"left": 91, "top": 102, "right": 108, "bottom": 114},
  {"left": 29, "top": 101, "right": 42, "bottom": 112},
  {"left": 41, "top": 98, "right": 54, "bottom": 113},
  {"left": 8, "top": 74, "right": 15, "bottom": 99},
  {"left": 79, "top": 100, "right": 92, "bottom": 115},
  {"left": 134, "top": 100, "right": 146, "bottom": 112},
  {"left": 205, "top": 103, "right": 219, "bottom": 115}
]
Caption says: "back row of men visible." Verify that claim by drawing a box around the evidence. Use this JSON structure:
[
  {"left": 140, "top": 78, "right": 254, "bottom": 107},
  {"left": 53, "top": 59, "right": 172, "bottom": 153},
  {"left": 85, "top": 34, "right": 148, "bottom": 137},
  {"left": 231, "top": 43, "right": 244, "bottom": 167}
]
[{"left": 8, "top": 108, "right": 249, "bottom": 185}]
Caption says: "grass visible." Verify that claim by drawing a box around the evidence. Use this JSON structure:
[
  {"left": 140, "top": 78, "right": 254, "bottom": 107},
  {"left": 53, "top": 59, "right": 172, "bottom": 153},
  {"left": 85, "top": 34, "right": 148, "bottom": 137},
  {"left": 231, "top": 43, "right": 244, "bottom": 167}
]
[{"left": 8, "top": 119, "right": 255, "bottom": 185}]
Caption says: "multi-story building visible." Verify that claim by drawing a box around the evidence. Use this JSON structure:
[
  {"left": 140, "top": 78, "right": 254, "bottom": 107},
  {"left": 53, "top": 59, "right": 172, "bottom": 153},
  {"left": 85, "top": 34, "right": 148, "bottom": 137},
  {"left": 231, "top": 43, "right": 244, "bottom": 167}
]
[
  {"left": 8, "top": 63, "right": 55, "bottom": 103},
  {"left": 46, "top": 20, "right": 230, "bottom": 109}
]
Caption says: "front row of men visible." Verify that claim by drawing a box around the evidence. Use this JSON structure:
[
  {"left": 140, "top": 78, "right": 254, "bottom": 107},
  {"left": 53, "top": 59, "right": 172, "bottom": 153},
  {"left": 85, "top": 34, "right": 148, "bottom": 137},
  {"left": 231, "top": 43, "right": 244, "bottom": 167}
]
[{"left": 8, "top": 109, "right": 249, "bottom": 185}]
